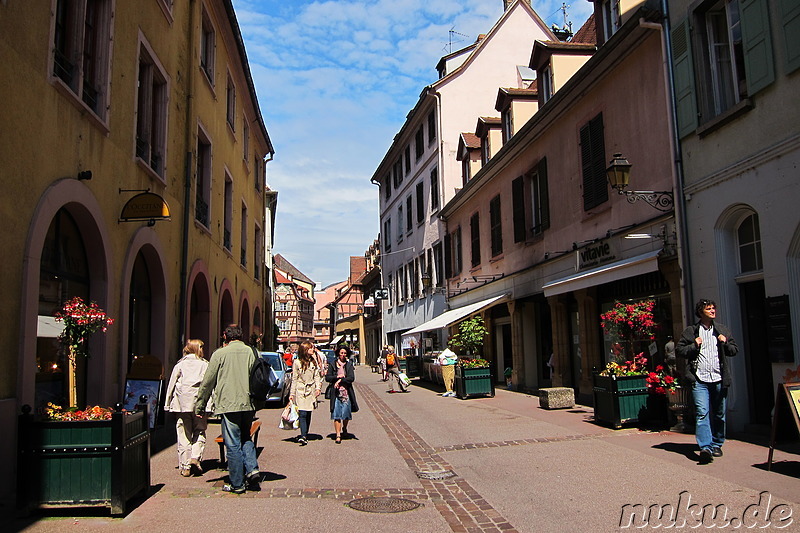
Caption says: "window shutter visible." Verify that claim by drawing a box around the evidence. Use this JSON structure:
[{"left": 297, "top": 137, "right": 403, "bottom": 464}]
[
  {"left": 778, "top": 0, "right": 800, "bottom": 73},
  {"left": 444, "top": 233, "right": 452, "bottom": 279},
  {"left": 741, "top": 0, "right": 775, "bottom": 95},
  {"left": 538, "top": 157, "right": 550, "bottom": 231},
  {"left": 671, "top": 17, "right": 698, "bottom": 138},
  {"left": 512, "top": 176, "right": 526, "bottom": 243},
  {"left": 581, "top": 114, "right": 607, "bottom": 211}
]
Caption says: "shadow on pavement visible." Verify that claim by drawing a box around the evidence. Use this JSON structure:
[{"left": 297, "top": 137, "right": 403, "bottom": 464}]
[
  {"left": 752, "top": 461, "right": 800, "bottom": 478},
  {"left": 652, "top": 441, "right": 700, "bottom": 462}
]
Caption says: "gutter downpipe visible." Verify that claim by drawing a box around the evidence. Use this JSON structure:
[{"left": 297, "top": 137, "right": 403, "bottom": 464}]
[
  {"left": 639, "top": 2, "right": 693, "bottom": 327},
  {"left": 179, "top": 0, "right": 197, "bottom": 348},
  {"left": 432, "top": 88, "right": 447, "bottom": 312}
]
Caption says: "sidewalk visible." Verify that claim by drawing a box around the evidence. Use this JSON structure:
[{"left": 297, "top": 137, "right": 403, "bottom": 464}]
[{"left": 8, "top": 367, "right": 800, "bottom": 532}]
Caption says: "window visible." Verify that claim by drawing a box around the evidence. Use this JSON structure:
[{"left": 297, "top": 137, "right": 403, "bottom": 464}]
[
  {"left": 540, "top": 64, "right": 554, "bottom": 103},
  {"left": 393, "top": 159, "right": 403, "bottom": 188},
  {"left": 416, "top": 182, "right": 425, "bottom": 223},
  {"left": 428, "top": 110, "right": 436, "bottom": 146},
  {"left": 384, "top": 175, "right": 392, "bottom": 200},
  {"left": 226, "top": 76, "right": 236, "bottom": 130},
  {"left": 200, "top": 8, "right": 215, "bottom": 83},
  {"left": 240, "top": 203, "right": 248, "bottom": 267},
  {"left": 512, "top": 177, "right": 526, "bottom": 243},
  {"left": 254, "top": 225, "right": 262, "bottom": 280},
  {"left": 433, "top": 242, "right": 444, "bottom": 288},
  {"left": 397, "top": 206, "right": 403, "bottom": 243},
  {"left": 383, "top": 219, "right": 392, "bottom": 252},
  {"left": 446, "top": 227, "right": 462, "bottom": 278},
  {"left": 277, "top": 320, "right": 288, "bottom": 331},
  {"left": 600, "top": 0, "right": 621, "bottom": 41},
  {"left": 501, "top": 108, "right": 513, "bottom": 143},
  {"left": 672, "top": 0, "right": 775, "bottom": 136},
  {"left": 224, "top": 176, "right": 233, "bottom": 251},
  {"left": 415, "top": 125, "right": 424, "bottom": 160},
  {"left": 136, "top": 40, "right": 168, "bottom": 178},
  {"left": 470, "top": 212, "right": 481, "bottom": 267},
  {"left": 254, "top": 156, "right": 262, "bottom": 191},
  {"left": 737, "top": 213, "right": 762, "bottom": 272},
  {"left": 530, "top": 158, "right": 550, "bottom": 235},
  {"left": 490, "top": 195, "right": 503, "bottom": 257},
  {"left": 462, "top": 157, "right": 472, "bottom": 184},
  {"left": 430, "top": 167, "right": 439, "bottom": 211},
  {"left": 579, "top": 113, "right": 608, "bottom": 211},
  {"left": 196, "top": 131, "right": 211, "bottom": 227},
  {"left": 51, "top": 0, "right": 113, "bottom": 118},
  {"left": 405, "top": 146, "right": 411, "bottom": 175},
  {"left": 243, "top": 119, "right": 250, "bottom": 161},
  {"left": 409, "top": 260, "right": 418, "bottom": 300},
  {"left": 406, "top": 196, "right": 413, "bottom": 233}
]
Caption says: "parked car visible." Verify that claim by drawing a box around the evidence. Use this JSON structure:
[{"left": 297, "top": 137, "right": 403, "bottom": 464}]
[{"left": 259, "top": 351, "right": 292, "bottom": 405}]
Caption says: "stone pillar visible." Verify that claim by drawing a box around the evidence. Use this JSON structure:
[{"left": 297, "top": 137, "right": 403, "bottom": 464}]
[
  {"left": 574, "top": 288, "right": 599, "bottom": 401},
  {"left": 507, "top": 299, "right": 525, "bottom": 389},
  {"left": 547, "top": 295, "right": 569, "bottom": 387}
]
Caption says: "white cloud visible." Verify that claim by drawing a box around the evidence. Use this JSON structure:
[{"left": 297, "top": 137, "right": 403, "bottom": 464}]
[{"left": 233, "top": 0, "right": 593, "bottom": 285}]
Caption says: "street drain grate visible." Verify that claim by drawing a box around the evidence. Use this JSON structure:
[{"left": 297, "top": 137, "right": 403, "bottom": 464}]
[
  {"left": 347, "top": 497, "right": 421, "bottom": 513},
  {"left": 415, "top": 469, "right": 456, "bottom": 480}
]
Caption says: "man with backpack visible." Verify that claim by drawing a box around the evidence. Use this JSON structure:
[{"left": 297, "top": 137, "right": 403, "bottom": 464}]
[{"left": 196, "top": 325, "right": 261, "bottom": 494}]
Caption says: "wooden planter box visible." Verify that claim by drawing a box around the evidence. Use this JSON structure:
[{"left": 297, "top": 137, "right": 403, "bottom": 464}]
[
  {"left": 592, "top": 374, "right": 648, "bottom": 428},
  {"left": 455, "top": 366, "right": 495, "bottom": 399},
  {"left": 17, "top": 406, "right": 151, "bottom": 515}
]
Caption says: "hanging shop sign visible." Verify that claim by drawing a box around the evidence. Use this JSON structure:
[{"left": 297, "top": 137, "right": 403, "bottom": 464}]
[
  {"left": 576, "top": 239, "right": 618, "bottom": 271},
  {"left": 120, "top": 192, "right": 171, "bottom": 223}
]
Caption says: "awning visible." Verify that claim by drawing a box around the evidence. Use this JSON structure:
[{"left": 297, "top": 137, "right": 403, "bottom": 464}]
[
  {"left": 329, "top": 335, "right": 344, "bottom": 345},
  {"left": 402, "top": 294, "right": 509, "bottom": 336},
  {"left": 542, "top": 249, "right": 661, "bottom": 297}
]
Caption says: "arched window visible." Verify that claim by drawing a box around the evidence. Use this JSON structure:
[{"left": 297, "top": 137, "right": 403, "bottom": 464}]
[{"left": 737, "top": 213, "right": 763, "bottom": 273}]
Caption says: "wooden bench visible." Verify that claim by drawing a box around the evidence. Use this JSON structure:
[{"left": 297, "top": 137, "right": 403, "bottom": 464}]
[{"left": 216, "top": 419, "right": 262, "bottom": 467}]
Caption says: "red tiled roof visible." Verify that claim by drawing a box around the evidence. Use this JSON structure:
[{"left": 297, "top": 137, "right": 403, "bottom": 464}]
[
  {"left": 571, "top": 14, "right": 596, "bottom": 45},
  {"left": 461, "top": 133, "right": 481, "bottom": 149}
]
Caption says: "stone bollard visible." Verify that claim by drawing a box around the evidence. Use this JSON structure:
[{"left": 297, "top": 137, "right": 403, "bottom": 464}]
[{"left": 539, "top": 387, "right": 575, "bottom": 409}]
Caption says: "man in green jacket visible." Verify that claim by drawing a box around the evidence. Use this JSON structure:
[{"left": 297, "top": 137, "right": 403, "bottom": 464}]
[{"left": 196, "top": 325, "right": 259, "bottom": 493}]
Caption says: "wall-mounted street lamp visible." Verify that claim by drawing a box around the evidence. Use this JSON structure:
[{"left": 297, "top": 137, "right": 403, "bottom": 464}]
[
  {"left": 421, "top": 270, "right": 445, "bottom": 294},
  {"left": 606, "top": 153, "right": 674, "bottom": 212}
]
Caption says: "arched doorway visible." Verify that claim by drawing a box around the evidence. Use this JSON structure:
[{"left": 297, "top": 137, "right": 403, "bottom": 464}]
[
  {"left": 128, "top": 252, "right": 152, "bottom": 371},
  {"left": 37, "top": 208, "right": 90, "bottom": 409},
  {"left": 240, "top": 297, "right": 251, "bottom": 340},
  {"left": 188, "top": 271, "right": 211, "bottom": 352},
  {"left": 219, "top": 289, "right": 234, "bottom": 347}
]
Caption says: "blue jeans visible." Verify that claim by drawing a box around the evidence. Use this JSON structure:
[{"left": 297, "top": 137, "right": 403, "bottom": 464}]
[
  {"left": 692, "top": 381, "right": 727, "bottom": 451},
  {"left": 298, "top": 410, "right": 312, "bottom": 438},
  {"left": 221, "top": 411, "right": 259, "bottom": 489}
]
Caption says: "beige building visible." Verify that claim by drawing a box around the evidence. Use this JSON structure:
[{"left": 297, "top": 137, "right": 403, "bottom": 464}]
[{"left": 0, "top": 0, "right": 273, "bottom": 499}]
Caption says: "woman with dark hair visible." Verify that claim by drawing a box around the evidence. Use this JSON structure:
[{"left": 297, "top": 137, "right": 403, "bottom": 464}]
[
  {"left": 325, "top": 345, "right": 359, "bottom": 444},
  {"left": 289, "top": 341, "right": 322, "bottom": 446}
]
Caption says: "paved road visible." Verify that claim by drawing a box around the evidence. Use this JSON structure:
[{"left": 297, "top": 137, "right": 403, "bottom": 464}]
[{"left": 8, "top": 366, "right": 800, "bottom": 532}]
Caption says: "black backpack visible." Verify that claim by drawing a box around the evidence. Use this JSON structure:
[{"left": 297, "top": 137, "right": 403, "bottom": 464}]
[{"left": 250, "top": 350, "right": 279, "bottom": 401}]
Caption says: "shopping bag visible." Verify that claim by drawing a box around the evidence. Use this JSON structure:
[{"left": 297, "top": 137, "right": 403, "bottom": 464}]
[
  {"left": 279, "top": 403, "right": 299, "bottom": 430},
  {"left": 398, "top": 372, "right": 411, "bottom": 388}
]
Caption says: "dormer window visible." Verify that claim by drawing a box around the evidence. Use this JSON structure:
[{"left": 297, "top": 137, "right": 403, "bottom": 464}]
[
  {"left": 541, "top": 64, "right": 554, "bottom": 103},
  {"left": 600, "top": 0, "right": 621, "bottom": 41}
]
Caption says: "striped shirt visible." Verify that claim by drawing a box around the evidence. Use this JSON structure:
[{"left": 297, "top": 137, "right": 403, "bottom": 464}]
[{"left": 696, "top": 323, "right": 722, "bottom": 383}]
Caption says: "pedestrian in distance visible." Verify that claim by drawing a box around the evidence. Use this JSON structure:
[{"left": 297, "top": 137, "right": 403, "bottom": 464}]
[
  {"left": 164, "top": 339, "right": 211, "bottom": 477},
  {"left": 437, "top": 342, "right": 458, "bottom": 397},
  {"left": 195, "top": 325, "right": 261, "bottom": 494},
  {"left": 325, "top": 344, "right": 359, "bottom": 444},
  {"left": 289, "top": 341, "right": 323, "bottom": 446},
  {"left": 385, "top": 345, "right": 407, "bottom": 392},
  {"left": 676, "top": 299, "right": 738, "bottom": 464},
  {"left": 378, "top": 345, "right": 389, "bottom": 381}
]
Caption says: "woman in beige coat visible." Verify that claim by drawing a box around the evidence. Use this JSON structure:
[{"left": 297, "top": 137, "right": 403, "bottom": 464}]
[
  {"left": 289, "top": 341, "right": 323, "bottom": 446},
  {"left": 165, "top": 339, "right": 211, "bottom": 476}
]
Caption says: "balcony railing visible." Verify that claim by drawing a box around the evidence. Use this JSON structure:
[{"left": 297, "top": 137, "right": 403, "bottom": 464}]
[
  {"left": 223, "top": 228, "right": 231, "bottom": 251},
  {"left": 195, "top": 194, "right": 208, "bottom": 227},
  {"left": 240, "top": 247, "right": 247, "bottom": 267}
]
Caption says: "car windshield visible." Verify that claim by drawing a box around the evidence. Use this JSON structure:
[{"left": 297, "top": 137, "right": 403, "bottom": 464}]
[{"left": 260, "top": 353, "right": 283, "bottom": 371}]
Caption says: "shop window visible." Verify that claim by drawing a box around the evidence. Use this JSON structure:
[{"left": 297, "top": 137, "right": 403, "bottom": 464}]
[{"left": 737, "top": 212, "right": 763, "bottom": 273}]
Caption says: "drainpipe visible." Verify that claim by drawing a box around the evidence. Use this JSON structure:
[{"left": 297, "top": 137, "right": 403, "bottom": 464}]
[
  {"left": 179, "top": 0, "right": 197, "bottom": 349},
  {"left": 639, "top": 2, "right": 693, "bottom": 327}
]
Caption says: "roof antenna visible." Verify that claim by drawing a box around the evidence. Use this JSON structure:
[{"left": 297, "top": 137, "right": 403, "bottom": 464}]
[
  {"left": 443, "top": 27, "right": 469, "bottom": 53},
  {"left": 550, "top": 2, "right": 573, "bottom": 41}
]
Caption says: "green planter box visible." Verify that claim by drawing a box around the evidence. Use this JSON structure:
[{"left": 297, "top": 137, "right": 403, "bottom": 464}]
[
  {"left": 455, "top": 366, "right": 495, "bottom": 399},
  {"left": 592, "top": 374, "right": 648, "bottom": 428},
  {"left": 17, "top": 406, "right": 151, "bottom": 515}
]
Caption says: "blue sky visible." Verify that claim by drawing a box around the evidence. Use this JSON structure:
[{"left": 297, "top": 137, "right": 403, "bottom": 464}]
[{"left": 231, "top": 0, "right": 594, "bottom": 287}]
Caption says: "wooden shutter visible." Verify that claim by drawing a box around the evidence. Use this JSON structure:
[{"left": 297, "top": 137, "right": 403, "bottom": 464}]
[
  {"left": 470, "top": 213, "right": 481, "bottom": 267},
  {"left": 671, "top": 17, "right": 698, "bottom": 138},
  {"left": 778, "top": 0, "right": 800, "bottom": 73},
  {"left": 512, "top": 176, "right": 526, "bottom": 243},
  {"left": 444, "top": 233, "right": 452, "bottom": 279},
  {"left": 580, "top": 114, "right": 607, "bottom": 211},
  {"left": 741, "top": 0, "right": 775, "bottom": 95},
  {"left": 538, "top": 157, "right": 550, "bottom": 231}
]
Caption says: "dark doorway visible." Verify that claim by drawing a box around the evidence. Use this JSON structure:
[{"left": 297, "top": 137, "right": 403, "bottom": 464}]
[{"left": 739, "top": 280, "right": 774, "bottom": 426}]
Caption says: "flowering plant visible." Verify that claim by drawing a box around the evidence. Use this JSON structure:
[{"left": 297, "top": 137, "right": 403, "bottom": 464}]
[
  {"left": 55, "top": 296, "right": 114, "bottom": 365},
  {"left": 600, "top": 299, "right": 656, "bottom": 345},
  {"left": 44, "top": 402, "right": 114, "bottom": 421},
  {"left": 460, "top": 358, "right": 490, "bottom": 369},
  {"left": 645, "top": 365, "right": 680, "bottom": 395},
  {"left": 599, "top": 352, "right": 649, "bottom": 377}
]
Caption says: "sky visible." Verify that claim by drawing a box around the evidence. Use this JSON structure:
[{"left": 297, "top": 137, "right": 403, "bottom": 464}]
[{"left": 230, "top": 0, "right": 594, "bottom": 288}]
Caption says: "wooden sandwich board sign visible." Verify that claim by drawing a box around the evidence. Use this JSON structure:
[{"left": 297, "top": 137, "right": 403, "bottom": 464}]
[{"left": 767, "top": 381, "right": 800, "bottom": 471}]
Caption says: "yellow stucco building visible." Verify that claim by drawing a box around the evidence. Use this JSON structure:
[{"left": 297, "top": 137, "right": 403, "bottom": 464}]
[{"left": 0, "top": 0, "right": 273, "bottom": 500}]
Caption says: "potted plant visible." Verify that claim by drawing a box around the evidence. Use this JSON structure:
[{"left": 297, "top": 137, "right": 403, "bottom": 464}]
[
  {"left": 17, "top": 403, "right": 150, "bottom": 515},
  {"left": 592, "top": 353, "right": 650, "bottom": 428},
  {"left": 645, "top": 365, "right": 688, "bottom": 431},
  {"left": 449, "top": 316, "right": 494, "bottom": 399},
  {"left": 449, "top": 315, "right": 489, "bottom": 357},
  {"left": 54, "top": 296, "right": 114, "bottom": 407}
]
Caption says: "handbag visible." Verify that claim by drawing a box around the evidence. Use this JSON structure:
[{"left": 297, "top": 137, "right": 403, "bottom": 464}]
[
  {"left": 398, "top": 372, "right": 411, "bottom": 387},
  {"left": 324, "top": 384, "right": 334, "bottom": 400},
  {"left": 278, "top": 402, "right": 299, "bottom": 430}
]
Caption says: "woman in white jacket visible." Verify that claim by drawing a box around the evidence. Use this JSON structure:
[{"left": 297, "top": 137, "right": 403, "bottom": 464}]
[
  {"left": 165, "top": 339, "right": 211, "bottom": 476},
  {"left": 289, "top": 341, "right": 322, "bottom": 446}
]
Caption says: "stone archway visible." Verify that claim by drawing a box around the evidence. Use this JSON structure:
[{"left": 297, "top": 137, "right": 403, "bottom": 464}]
[{"left": 187, "top": 261, "right": 212, "bottom": 353}]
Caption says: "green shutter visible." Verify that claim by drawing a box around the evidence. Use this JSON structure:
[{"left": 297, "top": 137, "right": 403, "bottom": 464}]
[
  {"left": 778, "top": 0, "right": 800, "bottom": 73},
  {"left": 671, "top": 17, "right": 698, "bottom": 138},
  {"left": 741, "top": 0, "right": 775, "bottom": 95},
  {"left": 538, "top": 157, "right": 550, "bottom": 231}
]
